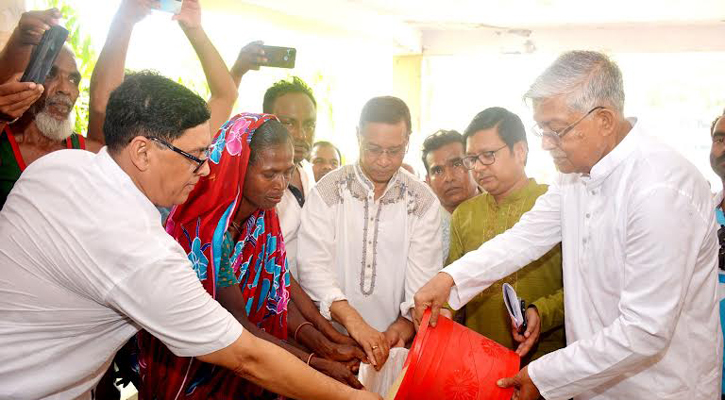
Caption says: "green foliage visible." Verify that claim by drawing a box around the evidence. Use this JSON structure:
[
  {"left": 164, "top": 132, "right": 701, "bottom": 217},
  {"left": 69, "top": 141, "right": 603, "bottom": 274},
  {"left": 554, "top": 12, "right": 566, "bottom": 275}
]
[{"left": 35, "top": 0, "right": 96, "bottom": 135}]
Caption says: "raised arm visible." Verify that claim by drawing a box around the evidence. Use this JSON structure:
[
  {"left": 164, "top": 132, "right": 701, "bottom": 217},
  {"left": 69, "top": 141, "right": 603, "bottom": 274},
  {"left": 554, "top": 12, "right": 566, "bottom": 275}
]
[
  {"left": 88, "top": 0, "right": 155, "bottom": 142},
  {"left": 230, "top": 41, "right": 266, "bottom": 89},
  {"left": 174, "top": 0, "right": 237, "bottom": 135}
]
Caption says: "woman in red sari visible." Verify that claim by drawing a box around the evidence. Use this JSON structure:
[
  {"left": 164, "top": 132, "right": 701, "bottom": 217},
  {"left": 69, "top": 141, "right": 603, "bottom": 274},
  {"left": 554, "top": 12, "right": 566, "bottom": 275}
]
[{"left": 137, "top": 113, "right": 361, "bottom": 399}]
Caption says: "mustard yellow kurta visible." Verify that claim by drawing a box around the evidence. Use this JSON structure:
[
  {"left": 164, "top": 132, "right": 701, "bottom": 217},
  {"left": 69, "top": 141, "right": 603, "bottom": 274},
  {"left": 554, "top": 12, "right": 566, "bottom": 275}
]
[{"left": 447, "top": 178, "right": 565, "bottom": 363}]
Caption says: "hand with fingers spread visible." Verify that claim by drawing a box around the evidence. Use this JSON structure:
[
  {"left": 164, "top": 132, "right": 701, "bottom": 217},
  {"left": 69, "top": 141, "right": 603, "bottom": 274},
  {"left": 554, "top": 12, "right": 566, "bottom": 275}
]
[
  {"left": 0, "top": 78, "right": 44, "bottom": 123},
  {"left": 511, "top": 306, "right": 541, "bottom": 358},
  {"left": 231, "top": 40, "right": 267, "bottom": 78},
  {"left": 310, "top": 357, "right": 365, "bottom": 389},
  {"left": 116, "top": 0, "right": 158, "bottom": 26},
  {"left": 497, "top": 366, "right": 541, "bottom": 400},
  {"left": 173, "top": 0, "right": 202, "bottom": 30},
  {"left": 412, "top": 272, "right": 455, "bottom": 329},
  {"left": 347, "top": 319, "right": 389, "bottom": 371},
  {"left": 14, "top": 8, "right": 61, "bottom": 46}
]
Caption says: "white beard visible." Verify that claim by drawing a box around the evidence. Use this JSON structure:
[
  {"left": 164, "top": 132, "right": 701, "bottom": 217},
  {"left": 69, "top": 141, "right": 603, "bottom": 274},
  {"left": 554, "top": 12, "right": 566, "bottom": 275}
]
[{"left": 34, "top": 109, "right": 74, "bottom": 141}]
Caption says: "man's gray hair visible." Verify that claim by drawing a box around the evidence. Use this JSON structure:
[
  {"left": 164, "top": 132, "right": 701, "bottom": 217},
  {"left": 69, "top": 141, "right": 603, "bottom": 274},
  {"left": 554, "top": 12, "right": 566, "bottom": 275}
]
[{"left": 524, "top": 50, "right": 625, "bottom": 114}]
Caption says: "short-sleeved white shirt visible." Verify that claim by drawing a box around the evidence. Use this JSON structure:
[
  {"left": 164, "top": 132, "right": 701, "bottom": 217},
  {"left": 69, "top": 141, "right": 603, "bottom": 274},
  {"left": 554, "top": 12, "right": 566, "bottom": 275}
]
[{"left": 0, "top": 148, "right": 243, "bottom": 399}]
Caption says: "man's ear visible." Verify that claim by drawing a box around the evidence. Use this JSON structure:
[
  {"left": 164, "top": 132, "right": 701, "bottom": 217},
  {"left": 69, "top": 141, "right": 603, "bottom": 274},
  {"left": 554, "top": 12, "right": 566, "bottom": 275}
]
[
  {"left": 597, "top": 107, "right": 617, "bottom": 138},
  {"left": 127, "top": 136, "right": 153, "bottom": 172},
  {"left": 425, "top": 174, "right": 431, "bottom": 185},
  {"left": 514, "top": 141, "right": 529, "bottom": 166}
]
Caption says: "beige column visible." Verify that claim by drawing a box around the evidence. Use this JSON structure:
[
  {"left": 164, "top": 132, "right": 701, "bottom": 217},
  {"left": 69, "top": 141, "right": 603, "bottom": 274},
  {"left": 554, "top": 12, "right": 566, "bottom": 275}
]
[
  {"left": 392, "top": 55, "right": 422, "bottom": 136},
  {"left": 0, "top": 0, "right": 24, "bottom": 51}
]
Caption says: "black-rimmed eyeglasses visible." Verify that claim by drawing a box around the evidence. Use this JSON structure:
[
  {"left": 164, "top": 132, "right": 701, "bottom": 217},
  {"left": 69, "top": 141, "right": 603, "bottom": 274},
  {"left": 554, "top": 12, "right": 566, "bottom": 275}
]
[
  {"left": 531, "top": 106, "right": 604, "bottom": 142},
  {"left": 462, "top": 144, "right": 508, "bottom": 169},
  {"left": 149, "top": 137, "right": 210, "bottom": 174}
]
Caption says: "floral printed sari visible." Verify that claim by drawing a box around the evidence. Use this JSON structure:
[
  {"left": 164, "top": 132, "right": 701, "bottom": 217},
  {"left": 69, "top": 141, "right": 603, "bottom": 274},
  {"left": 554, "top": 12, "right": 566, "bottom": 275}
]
[{"left": 136, "top": 113, "right": 290, "bottom": 399}]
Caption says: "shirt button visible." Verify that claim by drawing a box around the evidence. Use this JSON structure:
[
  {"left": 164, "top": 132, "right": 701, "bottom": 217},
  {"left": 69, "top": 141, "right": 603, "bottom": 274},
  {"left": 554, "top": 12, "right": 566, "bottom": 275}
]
[
  {"left": 367, "top": 264, "right": 371, "bottom": 269},
  {"left": 586, "top": 213, "right": 591, "bottom": 218},
  {"left": 590, "top": 190, "right": 596, "bottom": 195},
  {"left": 368, "top": 240, "right": 372, "bottom": 244},
  {"left": 583, "top": 238, "right": 587, "bottom": 244}
]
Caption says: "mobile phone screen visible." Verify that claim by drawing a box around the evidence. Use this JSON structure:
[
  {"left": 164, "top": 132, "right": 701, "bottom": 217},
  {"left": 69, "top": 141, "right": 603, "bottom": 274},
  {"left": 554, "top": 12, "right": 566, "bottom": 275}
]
[
  {"left": 159, "top": 0, "right": 182, "bottom": 13},
  {"left": 260, "top": 46, "right": 296, "bottom": 69}
]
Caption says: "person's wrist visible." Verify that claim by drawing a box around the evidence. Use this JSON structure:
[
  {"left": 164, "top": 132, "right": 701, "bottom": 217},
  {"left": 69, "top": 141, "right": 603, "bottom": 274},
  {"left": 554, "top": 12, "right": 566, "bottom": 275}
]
[
  {"left": 439, "top": 271, "right": 455, "bottom": 287},
  {"left": 0, "top": 111, "right": 19, "bottom": 124},
  {"left": 180, "top": 24, "right": 203, "bottom": 34},
  {"left": 315, "top": 336, "right": 335, "bottom": 358},
  {"left": 230, "top": 64, "right": 249, "bottom": 77}
]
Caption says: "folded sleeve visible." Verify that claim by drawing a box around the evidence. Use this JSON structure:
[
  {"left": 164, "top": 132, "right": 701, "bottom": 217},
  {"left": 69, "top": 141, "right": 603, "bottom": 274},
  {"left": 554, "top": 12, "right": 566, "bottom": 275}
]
[
  {"left": 296, "top": 187, "right": 347, "bottom": 320},
  {"left": 105, "top": 252, "right": 243, "bottom": 358}
]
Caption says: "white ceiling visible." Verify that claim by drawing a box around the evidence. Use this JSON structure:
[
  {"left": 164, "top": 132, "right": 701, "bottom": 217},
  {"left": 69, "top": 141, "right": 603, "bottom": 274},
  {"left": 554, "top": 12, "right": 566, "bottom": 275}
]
[{"left": 209, "top": 0, "right": 725, "bottom": 54}]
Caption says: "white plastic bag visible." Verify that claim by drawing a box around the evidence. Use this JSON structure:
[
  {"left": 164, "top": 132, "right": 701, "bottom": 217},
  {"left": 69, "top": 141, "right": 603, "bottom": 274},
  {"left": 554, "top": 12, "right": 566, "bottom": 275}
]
[{"left": 357, "top": 347, "right": 409, "bottom": 397}]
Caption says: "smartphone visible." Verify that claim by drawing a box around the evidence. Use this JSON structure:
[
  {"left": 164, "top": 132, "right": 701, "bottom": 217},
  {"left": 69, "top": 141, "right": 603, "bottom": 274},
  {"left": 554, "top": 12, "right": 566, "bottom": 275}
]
[
  {"left": 260, "top": 46, "right": 296, "bottom": 69},
  {"left": 159, "top": 0, "right": 182, "bottom": 13},
  {"left": 21, "top": 25, "right": 69, "bottom": 84}
]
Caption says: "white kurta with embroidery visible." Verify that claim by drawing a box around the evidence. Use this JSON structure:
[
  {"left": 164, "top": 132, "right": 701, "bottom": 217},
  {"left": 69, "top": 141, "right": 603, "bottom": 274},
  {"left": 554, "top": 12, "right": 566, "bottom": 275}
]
[
  {"left": 277, "top": 159, "right": 316, "bottom": 279},
  {"left": 443, "top": 119, "right": 723, "bottom": 400},
  {"left": 298, "top": 164, "right": 443, "bottom": 331}
]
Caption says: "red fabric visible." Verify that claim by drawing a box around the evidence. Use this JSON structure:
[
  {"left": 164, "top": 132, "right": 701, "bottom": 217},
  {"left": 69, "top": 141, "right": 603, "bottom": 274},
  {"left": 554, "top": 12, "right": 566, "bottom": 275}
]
[{"left": 137, "top": 113, "right": 289, "bottom": 399}]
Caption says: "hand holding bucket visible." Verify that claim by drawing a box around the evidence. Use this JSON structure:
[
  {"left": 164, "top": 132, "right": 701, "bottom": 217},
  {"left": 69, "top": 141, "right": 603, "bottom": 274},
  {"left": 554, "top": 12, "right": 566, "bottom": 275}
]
[{"left": 393, "top": 309, "right": 520, "bottom": 400}]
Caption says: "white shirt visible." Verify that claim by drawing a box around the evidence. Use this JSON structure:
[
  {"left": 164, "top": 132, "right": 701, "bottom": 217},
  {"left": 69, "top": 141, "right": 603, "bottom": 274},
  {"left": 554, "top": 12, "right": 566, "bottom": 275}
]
[
  {"left": 0, "top": 148, "right": 243, "bottom": 400},
  {"left": 440, "top": 205, "right": 451, "bottom": 264},
  {"left": 443, "top": 119, "right": 722, "bottom": 400},
  {"left": 297, "top": 164, "right": 442, "bottom": 331},
  {"left": 277, "top": 159, "right": 315, "bottom": 278}
]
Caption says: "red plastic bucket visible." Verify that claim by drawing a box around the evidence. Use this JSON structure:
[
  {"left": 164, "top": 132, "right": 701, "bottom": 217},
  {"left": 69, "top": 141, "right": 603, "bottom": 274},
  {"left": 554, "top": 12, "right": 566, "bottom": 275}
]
[{"left": 395, "top": 309, "right": 520, "bottom": 400}]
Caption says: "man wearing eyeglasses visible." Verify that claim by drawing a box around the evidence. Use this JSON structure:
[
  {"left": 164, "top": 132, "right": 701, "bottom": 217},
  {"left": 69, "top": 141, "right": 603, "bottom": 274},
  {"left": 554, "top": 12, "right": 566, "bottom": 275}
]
[
  {"left": 414, "top": 51, "right": 722, "bottom": 400},
  {"left": 443, "top": 107, "right": 565, "bottom": 365},
  {"left": 421, "top": 129, "right": 479, "bottom": 263},
  {"left": 297, "top": 96, "right": 442, "bottom": 371},
  {"left": 0, "top": 71, "right": 380, "bottom": 400}
]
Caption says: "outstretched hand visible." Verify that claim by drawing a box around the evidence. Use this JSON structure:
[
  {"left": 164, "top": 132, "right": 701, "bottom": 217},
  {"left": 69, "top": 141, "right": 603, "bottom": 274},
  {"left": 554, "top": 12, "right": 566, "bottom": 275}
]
[
  {"left": 0, "top": 76, "right": 44, "bottom": 123},
  {"left": 412, "top": 272, "right": 455, "bottom": 329},
  {"left": 231, "top": 41, "right": 267, "bottom": 77},
  {"left": 173, "top": 0, "right": 202, "bottom": 30}
]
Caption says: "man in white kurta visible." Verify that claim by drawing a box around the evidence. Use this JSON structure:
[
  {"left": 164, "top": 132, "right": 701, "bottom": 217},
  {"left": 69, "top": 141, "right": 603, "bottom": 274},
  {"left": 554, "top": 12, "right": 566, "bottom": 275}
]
[
  {"left": 277, "top": 158, "right": 315, "bottom": 277},
  {"left": 413, "top": 51, "right": 722, "bottom": 400},
  {"left": 298, "top": 96, "right": 442, "bottom": 369},
  {"left": 299, "top": 164, "right": 441, "bottom": 329}
]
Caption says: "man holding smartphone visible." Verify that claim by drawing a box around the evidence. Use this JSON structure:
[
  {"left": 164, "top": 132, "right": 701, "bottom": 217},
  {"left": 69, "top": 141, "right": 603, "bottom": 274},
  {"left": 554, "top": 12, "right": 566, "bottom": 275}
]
[{"left": 0, "top": 9, "right": 103, "bottom": 210}]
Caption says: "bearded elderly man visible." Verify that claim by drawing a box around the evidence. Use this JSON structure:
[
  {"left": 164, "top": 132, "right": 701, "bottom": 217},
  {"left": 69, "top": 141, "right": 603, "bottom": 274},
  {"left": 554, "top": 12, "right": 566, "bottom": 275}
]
[
  {"left": 414, "top": 50, "right": 722, "bottom": 400},
  {"left": 0, "top": 10, "right": 102, "bottom": 208}
]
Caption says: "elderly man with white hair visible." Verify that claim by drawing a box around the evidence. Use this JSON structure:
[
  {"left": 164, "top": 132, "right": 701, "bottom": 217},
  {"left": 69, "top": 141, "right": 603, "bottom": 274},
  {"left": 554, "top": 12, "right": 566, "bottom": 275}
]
[{"left": 413, "top": 50, "right": 722, "bottom": 400}]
